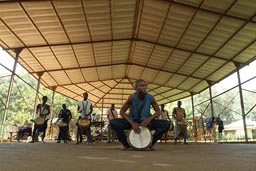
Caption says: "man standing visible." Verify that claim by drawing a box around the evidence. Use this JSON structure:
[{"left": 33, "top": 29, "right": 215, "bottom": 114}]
[
  {"left": 110, "top": 79, "right": 170, "bottom": 150},
  {"left": 30, "top": 96, "right": 50, "bottom": 143},
  {"left": 217, "top": 117, "right": 224, "bottom": 143},
  {"left": 56, "top": 104, "right": 72, "bottom": 143},
  {"left": 158, "top": 104, "right": 170, "bottom": 120},
  {"left": 159, "top": 104, "right": 171, "bottom": 142},
  {"left": 172, "top": 100, "right": 188, "bottom": 144},
  {"left": 106, "top": 104, "right": 118, "bottom": 143},
  {"left": 77, "top": 92, "right": 93, "bottom": 144}
]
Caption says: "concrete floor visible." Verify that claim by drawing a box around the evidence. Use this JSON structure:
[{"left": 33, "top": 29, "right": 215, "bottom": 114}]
[{"left": 0, "top": 140, "right": 255, "bottom": 171}]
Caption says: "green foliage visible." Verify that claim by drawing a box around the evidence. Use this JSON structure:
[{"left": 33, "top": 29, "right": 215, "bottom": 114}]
[
  {"left": 1, "top": 69, "right": 256, "bottom": 132},
  {"left": 0, "top": 72, "right": 104, "bottom": 128},
  {"left": 164, "top": 84, "right": 256, "bottom": 127}
]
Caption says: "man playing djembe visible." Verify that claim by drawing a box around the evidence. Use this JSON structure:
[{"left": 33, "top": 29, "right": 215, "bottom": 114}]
[
  {"left": 172, "top": 100, "right": 188, "bottom": 144},
  {"left": 76, "top": 92, "right": 93, "bottom": 144},
  {"left": 30, "top": 96, "right": 50, "bottom": 143},
  {"left": 110, "top": 79, "right": 170, "bottom": 151}
]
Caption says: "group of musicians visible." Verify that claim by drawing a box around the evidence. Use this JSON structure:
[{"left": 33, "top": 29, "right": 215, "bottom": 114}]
[{"left": 21, "top": 79, "right": 188, "bottom": 150}]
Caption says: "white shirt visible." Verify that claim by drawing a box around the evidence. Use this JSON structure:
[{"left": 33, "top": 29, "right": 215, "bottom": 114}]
[
  {"left": 37, "top": 104, "right": 50, "bottom": 120},
  {"left": 77, "top": 100, "right": 92, "bottom": 118}
]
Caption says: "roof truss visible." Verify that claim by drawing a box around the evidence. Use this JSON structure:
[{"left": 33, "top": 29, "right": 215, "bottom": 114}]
[{"left": 0, "top": 0, "right": 256, "bottom": 108}]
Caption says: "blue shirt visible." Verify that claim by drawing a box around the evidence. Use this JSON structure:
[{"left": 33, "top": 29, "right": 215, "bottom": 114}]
[{"left": 130, "top": 93, "right": 153, "bottom": 122}]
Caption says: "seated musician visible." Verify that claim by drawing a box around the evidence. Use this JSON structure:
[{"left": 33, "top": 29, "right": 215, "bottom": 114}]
[
  {"left": 110, "top": 79, "right": 170, "bottom": 151},
  {"left": 17, "top": 120, "right": 32, "bottom": 142},
  {"left": 76, "top": 92, "right": 93, "bottom": 144},
  {"left": 29, "top": 96, "right": 50, "bottom": 143},
  {"left": 172, "top": 100, "right": 188, "bottom": 144}
]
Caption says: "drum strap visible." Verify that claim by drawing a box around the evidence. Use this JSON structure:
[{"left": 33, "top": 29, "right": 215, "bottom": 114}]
[
  {"left": 40, "top": 104, "right": 46, "bottom": 115},
  {"left": 39, "top": 104, "right": 48, "bottom": 119},
  {"left": 110, "top": 109, "right": 116, "bottom": 119},
  {"left": 82, "top": 101, "right": 88, "bottom": 115}
]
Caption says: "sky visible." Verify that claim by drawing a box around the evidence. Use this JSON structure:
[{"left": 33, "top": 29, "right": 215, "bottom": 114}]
[
  {"left": 0, "top": 49, "right": 24, "bottom": 75},
  {"left": 214, "top": 59, "right": 256, "bottom": 90}
]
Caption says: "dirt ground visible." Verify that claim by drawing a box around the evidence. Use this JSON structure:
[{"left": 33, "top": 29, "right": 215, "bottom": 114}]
[{"left": 0, "top": 140, "right": 256, "bottom": 171}]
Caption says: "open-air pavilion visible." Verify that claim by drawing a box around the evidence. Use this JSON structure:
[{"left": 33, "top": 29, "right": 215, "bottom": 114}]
[{"left": 0, "top": 0, "right": 256, "bottom": 170}]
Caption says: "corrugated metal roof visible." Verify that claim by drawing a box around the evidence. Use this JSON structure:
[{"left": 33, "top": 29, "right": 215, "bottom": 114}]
[{"left": 0, "top": 0, "right": 256, "bottom": 109}]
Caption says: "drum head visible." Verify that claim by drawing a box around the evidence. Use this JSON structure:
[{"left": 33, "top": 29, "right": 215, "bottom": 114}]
[
  {"left": 35, "top": 117, "right": 44, "bottom": 125},
  {"left": 127, "top": 126, "right": 152, "bottom": 149},
  {"left": 57, "top": 120, "right": 68, "bottom": 127},
  {"left": 78, "top": 118, "right": 90, "bottom": 128},
  {"left": 52, "top": 117, "right": 59, "bottom": 124}
]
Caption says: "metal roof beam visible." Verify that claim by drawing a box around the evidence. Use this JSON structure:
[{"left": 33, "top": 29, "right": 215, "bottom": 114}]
[
  {"left": 167, "top": 0, "right": 256, "bottom": 24},
  {"left": 4, "top": 38, "right": 234, "bottom": 63},
  {"left": 29, "top": 62, "right": 207, "bottom": 82}
]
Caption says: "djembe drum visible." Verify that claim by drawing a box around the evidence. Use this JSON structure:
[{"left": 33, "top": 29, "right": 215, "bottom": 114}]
[
  {"left": 34, "top": 117, "right": 44, "bottom": 128},
  {"left": 57, "top": 120, "right": 68, "bottom": 127},
  {"left": 178, "top": 121, "right": 187, "bottom": 136},
  {"left": 78, "top": 118, "right": 91, "bottom": 129},
  {"left": 51, "top": 117, "right": 59, "bottom": 125},
  {"left": 127, "top": 126, "right": 152, "bottom": 150}
]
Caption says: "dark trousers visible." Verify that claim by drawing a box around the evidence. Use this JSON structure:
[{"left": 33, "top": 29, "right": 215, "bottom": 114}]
[
  {"left": 76, "top": 125, "right": 91, "bottom": 143},
  {"left": 110, "top": 118, "right": 170, "bottom": 148},
  {"left": 32, "top": 121, "right": 47, "bottom": 141},
  {"left": 17, "top": 127, "right": 32, "bottom": 141},
  {"left": 57, "top": 126, "right": 68, "bottom": 142}
]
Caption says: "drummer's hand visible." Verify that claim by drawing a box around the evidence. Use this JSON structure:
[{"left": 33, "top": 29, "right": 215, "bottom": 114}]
[
  {"left": 131, "top": 122, "right": 140, "bottom": 134},
  {"left": 140, "top": 118, "right": 150, "bottom": 127}
]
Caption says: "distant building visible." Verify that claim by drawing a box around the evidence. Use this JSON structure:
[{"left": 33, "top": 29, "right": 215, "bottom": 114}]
[{"left": 224, "top": 120, "right": 256, "bottom": 140}]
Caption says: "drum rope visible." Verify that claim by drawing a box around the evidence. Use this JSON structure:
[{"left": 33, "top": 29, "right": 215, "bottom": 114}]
[{"left": 139, "top": 133, "right": 143, "bottom": 146}]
